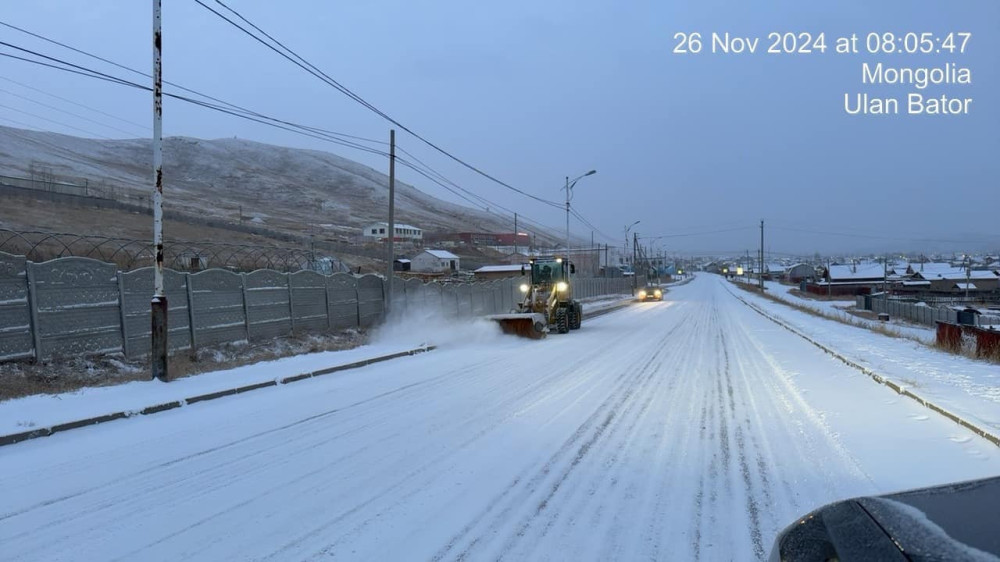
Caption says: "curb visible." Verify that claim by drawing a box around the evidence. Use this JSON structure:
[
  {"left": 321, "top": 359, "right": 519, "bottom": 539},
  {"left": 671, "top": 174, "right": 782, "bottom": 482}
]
[
  {"left": 727, "top": 286, "right": 1000, "bottom": 448},
  {"left": 584, "top": 300, "right": 635, "bottom": 319},
  {"left": 0, "top": 345, "right": 436, "bottom": 448}
]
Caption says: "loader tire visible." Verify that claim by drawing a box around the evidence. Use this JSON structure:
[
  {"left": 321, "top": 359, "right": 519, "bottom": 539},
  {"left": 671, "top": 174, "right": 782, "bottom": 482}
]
[
  {"left": 555, "top": 307, "right": 569, "bottom": 334},
  {"left": 568, "top": 302, "right": 581, "bottom": 330}
]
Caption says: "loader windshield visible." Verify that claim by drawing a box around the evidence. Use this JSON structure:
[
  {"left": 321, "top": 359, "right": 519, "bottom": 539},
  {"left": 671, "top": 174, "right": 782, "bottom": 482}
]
[{"left": 531, "top": 260, "right": 566, "bottom": 285}]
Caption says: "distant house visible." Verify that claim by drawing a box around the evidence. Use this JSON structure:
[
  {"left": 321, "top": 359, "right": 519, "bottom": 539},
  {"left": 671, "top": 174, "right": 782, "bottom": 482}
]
[
  {"left": 810, "top": 263, "right": 887, "bottom": 296},
  {"left": 473, "top": 264, "right": 525, "bottom": 281},
  {"left": 908, "top": 268, "right": 1000, "bottom": 293},
  {"left": 362, "top": 222, "right": 423, "bottom": 242},
  {"left": 393, "top": 258, "right": 411, "bottom": 272},
  {"left": 786, "top": 263, "right": 815, "bottom": 283},
  {"left": 411, "top": 249, "right": 460, "bottom": 273}
]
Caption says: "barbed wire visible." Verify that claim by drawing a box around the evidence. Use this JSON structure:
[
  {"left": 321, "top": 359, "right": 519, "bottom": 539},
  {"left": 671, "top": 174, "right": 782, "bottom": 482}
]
[{"left": 0, "top": 228, "right": 349, "bottom": 273}]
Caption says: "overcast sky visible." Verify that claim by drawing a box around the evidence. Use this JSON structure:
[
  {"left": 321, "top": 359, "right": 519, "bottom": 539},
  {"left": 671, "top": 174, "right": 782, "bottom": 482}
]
[{"left": 1, "top": 1, "right": 997, "bottom": 256}]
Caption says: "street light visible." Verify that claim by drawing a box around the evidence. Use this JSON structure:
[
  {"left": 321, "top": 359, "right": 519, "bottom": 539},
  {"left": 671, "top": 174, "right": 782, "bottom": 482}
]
[
  {"left": 624, "top": 220, "right": 640, "bottom": 268},
  {"left": 563, "top": 169, "right": 597, "bottom": 254}
]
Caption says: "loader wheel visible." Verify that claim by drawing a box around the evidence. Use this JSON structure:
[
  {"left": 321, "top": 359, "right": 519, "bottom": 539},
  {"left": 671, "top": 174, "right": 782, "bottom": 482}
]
[
  {"left": 555, "top": 307, "right": 569, "bottom": 334},
  {"left": 568, "top": 302, "right": 581, "bottom": 330}
]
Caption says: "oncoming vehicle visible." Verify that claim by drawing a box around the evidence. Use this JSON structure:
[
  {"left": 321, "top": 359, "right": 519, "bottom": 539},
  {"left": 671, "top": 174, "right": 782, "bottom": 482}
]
[{"left": 637, "top": 285, "right": 663, "bottom": 302}]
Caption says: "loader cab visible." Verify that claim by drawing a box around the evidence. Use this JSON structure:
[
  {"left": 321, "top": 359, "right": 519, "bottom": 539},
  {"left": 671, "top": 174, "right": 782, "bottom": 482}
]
[{"left": 525, "top": 258, "right": 574, "bottom": 286}]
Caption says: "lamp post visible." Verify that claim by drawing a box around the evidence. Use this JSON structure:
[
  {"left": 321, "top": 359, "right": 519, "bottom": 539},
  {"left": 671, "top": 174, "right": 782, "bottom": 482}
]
[
  {"left": 563, "top": 170, "right": 596, "bottom": 256},
  {"left": 624, "top": 220, "right": 640, "bottom": 269}
]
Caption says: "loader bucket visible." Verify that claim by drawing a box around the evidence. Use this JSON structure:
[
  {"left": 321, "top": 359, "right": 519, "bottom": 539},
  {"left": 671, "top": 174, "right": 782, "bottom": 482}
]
[{"left": 487, "top": 313, "right": 547, "bottom": 339}]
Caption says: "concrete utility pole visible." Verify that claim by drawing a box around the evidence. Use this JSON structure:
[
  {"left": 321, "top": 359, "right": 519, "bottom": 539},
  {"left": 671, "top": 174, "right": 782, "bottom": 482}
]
[
  {"left": 883, "top": 254, "right": 889, "bottom": 313},
  {"left": 759, "top": 220, "right": 765, "bottom": 290},
  {"left": 385, "top": 129, "right": 396, "bottom": 313},
  {"left": 564, "top": 176, "right": 570, "bottom": 254},
  {"left": 150, "top": 0, "right": 167, "bottom": 382},
  {"left": 965, "top": 255, "right": 971, "bottom": 302},
  {"left": 563, "top": 170, "right": 596, "bottom": 257},
  {"left": 513, "top": 212, "right": 518, "bottom": 257}
]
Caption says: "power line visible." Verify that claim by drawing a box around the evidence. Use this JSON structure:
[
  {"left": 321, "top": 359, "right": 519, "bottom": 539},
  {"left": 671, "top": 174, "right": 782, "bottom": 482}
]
[
  {"left": 0, "top": 25, "right": 576, "bottom": 242},
  {"left": 0, "top": 20, "right": 387, "bottom": 148},
  {"left": 0, "top": 102, "right": 111, "bottom": 139},
  {"left": 0, "top": 86, "right": 144, "bottom": 137},
  {"left": 196, "top": 0, "right": 564, "bottom": 210},
  {"left": 768, "top": 225, "right": 993, "bottom": 245},
  {"left": 0, "top": 41, "right": 391, "bottom": 157},
  {"left": 638, "top": 226, "right": 756, "bottom": 239},
  {"left": 0, "top": 75, "right": 149, "bottom": 132}
]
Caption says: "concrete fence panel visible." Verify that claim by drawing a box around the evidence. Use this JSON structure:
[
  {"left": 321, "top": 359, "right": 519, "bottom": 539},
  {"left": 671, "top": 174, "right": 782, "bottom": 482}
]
[
  {"left": 440, "top": 284, "right": 460, "bottom": 317},
  {"left": 244, "top": 270, "right": 292, "bottom": 340},
  {"left": 0, "top": 252, "right": 32, "bottom": 361},
  {"left": 120, "top": 268, "right": 191, "bottom": 358},
  {"left": 189, "top": 269, "right": 247, "bottom": 347},
  {"left": 404, "top": 278, "right": 423, "bottom": 311},
  {"left": 423, "top": 281, "right": 444, "bottom": 312},
  {"left": 290, "top": 270, "right": 328, "bottom": 332},
  {"left": 455, "top": 284, "right": 473, "bottom": 317},
  {"left": 357, "top": 274, "right": 384, "bottom": 328},
  {"left": 470, "top": 283, "right": 490, "bottom": 316},
  {"left": 327, "top": 273, "right": 359, "bottom": 329},
  {"left": 390, "top": 276, "right": 407, "bottom": 311},
  {"left": 29, "top": 257, "right": 122, "bottom": 360}
]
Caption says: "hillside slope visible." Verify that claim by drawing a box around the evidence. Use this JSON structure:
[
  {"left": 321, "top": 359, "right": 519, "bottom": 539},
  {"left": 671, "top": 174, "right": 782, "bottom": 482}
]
[{"left": 0, "top": 125, "right": 557, "bottom": 242}]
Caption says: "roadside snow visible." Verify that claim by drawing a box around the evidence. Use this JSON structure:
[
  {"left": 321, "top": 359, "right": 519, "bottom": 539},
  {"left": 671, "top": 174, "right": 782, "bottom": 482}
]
[
  {"left": 0, "top": 343, "right": 426, "bottom": 436},
  {"left": 728, "top": 279, "right": 1000, "bottom": 438}
]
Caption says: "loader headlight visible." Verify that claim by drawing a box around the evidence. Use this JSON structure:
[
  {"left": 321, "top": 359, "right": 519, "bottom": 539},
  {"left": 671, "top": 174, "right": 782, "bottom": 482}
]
[
  {"left": 655, "top": 290, "right": 662, "bottom": 297},
  {"left": 638, "top": 290, "right": 647, "bottom": 299},
  {"left": 519, "top": 283, "right": 529, "bottom": 293},
  {"left": 556, "top": 281, "right": 568, "bottom": 292}
]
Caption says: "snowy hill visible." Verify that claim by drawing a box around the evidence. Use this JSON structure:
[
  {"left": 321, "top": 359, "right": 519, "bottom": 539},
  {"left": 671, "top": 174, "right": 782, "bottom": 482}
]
[{"left": 0, "top": 125, "right": 554, "bottom": 241}]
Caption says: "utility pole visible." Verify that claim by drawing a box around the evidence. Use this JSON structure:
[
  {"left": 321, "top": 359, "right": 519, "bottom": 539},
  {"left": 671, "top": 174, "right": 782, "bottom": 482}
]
[
  {"left": 385, "top": 129, "right": 396, "bottom": 313},
  {"left": 513, "top": 212, "right": 518, "bottom": 257},
  {"left": 150, "top": 0, "right": 167, "bottom": 382},
  {"left": 827, "top": 258, "right": 831, "bottom": 297},
  {"left": 759, "top": 219, "right": 764, "bottom": 290},
  {"left": 633, "top": 232, "right": 638, "bottom": 291},
  {"left": 564, "top": 175, "right": 570, "bottom": 255},
  {"left": 965, "top": 255, "right": 971, "bottom": 302},
  {"left": 883, "top": 254, "right": 889, "bottom": 313}
]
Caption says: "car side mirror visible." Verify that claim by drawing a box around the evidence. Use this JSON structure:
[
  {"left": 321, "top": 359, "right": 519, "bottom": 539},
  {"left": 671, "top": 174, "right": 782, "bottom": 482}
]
[{"left": 570, "top": 264, "right": 576, "bottom": 274}]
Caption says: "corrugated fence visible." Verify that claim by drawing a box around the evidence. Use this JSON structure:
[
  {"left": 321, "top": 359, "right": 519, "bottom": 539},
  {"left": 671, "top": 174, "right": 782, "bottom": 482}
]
[
  {"left": 0, "top": 251, "right": 639, "bottom": 362},
  {"left": 857, "top": 295, "right": 1000, "bottom": 327}
]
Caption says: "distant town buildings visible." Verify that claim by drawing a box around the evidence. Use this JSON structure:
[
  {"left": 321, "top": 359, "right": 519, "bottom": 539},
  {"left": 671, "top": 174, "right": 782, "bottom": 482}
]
[
  {"left": 362, "top": 222, "right": 423, "bottom": 242},
  {"left": 411, "top": 249, "right": 460, "bottom": 273}
]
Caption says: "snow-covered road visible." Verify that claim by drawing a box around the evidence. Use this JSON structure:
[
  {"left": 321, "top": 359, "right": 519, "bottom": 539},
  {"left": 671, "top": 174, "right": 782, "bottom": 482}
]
[{"left": 2, "top": 275, "right": 998, "bottom": 561}]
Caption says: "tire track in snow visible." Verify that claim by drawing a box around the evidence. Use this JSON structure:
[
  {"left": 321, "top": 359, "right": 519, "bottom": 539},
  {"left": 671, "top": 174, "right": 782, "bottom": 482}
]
[{"left": 434, "top": 321, "right": 690, "bottom": 561}]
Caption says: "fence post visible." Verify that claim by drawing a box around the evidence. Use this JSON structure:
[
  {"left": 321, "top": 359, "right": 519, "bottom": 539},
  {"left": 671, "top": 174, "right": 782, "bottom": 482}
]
[
  {"left": 324, "top": 273, "right": 332, "bottom": 330},
  {"left": 287, "top": 273, "right": 296, "bottom": 333},
  {"left": 25, "top": 261, "right": 42, "bottom": 361},
  {"left": 240, "top": 273, "right": 252, "bottom": 342},
  {"left": 186, "top": 273, "right": 198, "bottom": 350},
  {"left": 117, "top": 271, "right": 130, "bottom": 359}
]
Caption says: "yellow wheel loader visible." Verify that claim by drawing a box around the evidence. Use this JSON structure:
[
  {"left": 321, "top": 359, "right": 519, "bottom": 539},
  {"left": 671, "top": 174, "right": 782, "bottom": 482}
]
[{"left": 489, "top": 256, "right": 583, "bottom": 338}]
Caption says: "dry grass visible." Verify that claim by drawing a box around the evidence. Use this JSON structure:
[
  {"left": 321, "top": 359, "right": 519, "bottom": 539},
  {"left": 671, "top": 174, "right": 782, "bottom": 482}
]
[
  {"left": 0, "top": 329, "right": 367, "bottom": 402},
  {"left": 731, "top": 281, "right": 906, "bottom": 339}
]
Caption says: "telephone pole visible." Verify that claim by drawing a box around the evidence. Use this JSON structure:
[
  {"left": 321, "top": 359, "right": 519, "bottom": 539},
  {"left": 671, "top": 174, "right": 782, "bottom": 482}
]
[
  {"left": 759, "top": 220, "right": 764, "bottom": 290},
  {"left": 513, "top": 212, "right": 518, "bottom": 256},
  {"left": 150, "top": 0, "right": 167, "bottom": 382},
  {"left": 385, "top": 129, "right": 396, "bottom": 313}
]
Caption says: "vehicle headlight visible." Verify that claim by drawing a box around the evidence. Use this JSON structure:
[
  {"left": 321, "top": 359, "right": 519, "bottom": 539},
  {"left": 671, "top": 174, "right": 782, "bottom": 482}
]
[
  {"left": 556, "top": 281, "right": 568, "bottom": 292},
  {"left": 655, "top": 290, "right": 662, "bottom": 297},
  {"left": 638, "top": 291, "right": 646, "bottom": 298},
  {"left": 519, "top": 283, "right": 529, "bottom": 293}
]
